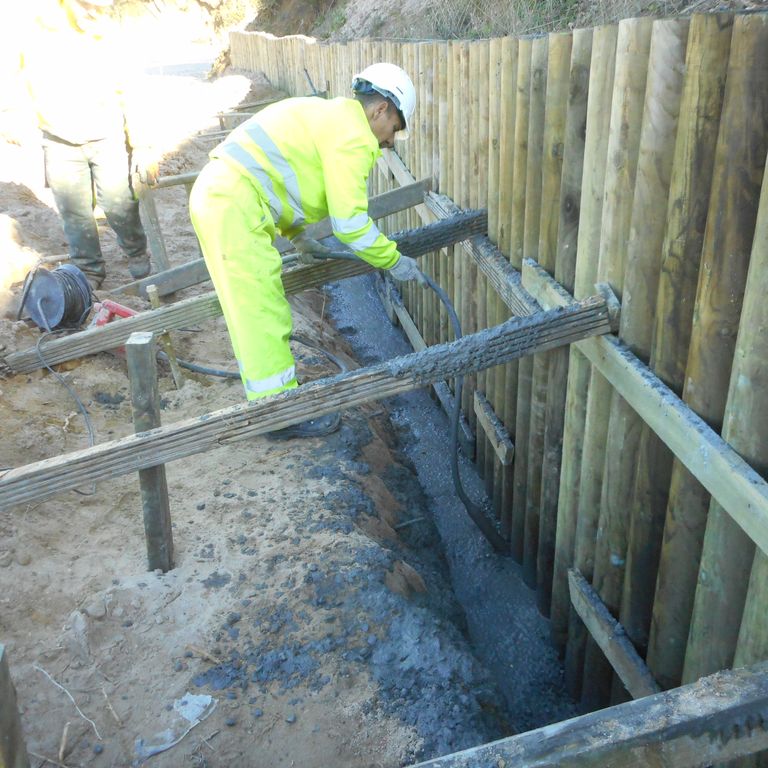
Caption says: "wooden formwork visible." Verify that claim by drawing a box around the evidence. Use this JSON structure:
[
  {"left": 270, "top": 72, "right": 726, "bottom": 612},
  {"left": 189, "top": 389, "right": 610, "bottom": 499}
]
[
  {"left": 227, "top": 10, "right": 768, "bottom": 727},
  {"left": 4, "top": 15, "right": 768, "bottom": 764}
]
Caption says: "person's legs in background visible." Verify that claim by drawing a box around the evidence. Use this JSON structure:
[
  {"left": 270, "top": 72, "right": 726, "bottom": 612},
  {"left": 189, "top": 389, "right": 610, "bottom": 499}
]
[
  {"left": 88, "top": 133, "right": 150, "bottom": 280},
  {"left": 43, "top": 134, "right": 107, "bottom": 288}
]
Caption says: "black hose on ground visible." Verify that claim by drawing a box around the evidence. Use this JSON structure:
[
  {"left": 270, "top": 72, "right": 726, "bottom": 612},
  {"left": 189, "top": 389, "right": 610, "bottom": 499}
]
[
  {"left": 420, "top": 273, "right": 510, "bottom": 555},
  {"left": 157, "top": 333, "right": 349, "bottom": 380}
]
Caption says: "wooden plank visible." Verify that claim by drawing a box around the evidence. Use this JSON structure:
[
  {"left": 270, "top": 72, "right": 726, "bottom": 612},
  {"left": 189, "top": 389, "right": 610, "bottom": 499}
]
[
  {"left": 126, "top": 333, "right": 174, "bottom": 573},
  {"left": 0, "top": 297, "right": 611, "bottom": 509},
  {"left": 114, "top": 178, "right": 434, "bottom": 298},
  {"left": 473, "top": 391, "right": 514, "bottom": 466},
  {"left": 643, "top": 13, "right": 735, "bottom": 691},
  {"left": 568, "top": 569, "right": 661, "bottom": 699},
  {"left": 136, "top": 181, "right": 170, "bottom": 272},
  {"left": 680, "top": 12, "right": 768, "bottom": 686},
  {"left": 7, "top": 211, "right": 485, "bottom": 374},
  {"left": 0, "top": 645, "right": 29, "bottom": 768},
  {"left": 522, "top": 259, "right": 768, "bottom": 566},
  {"left": 409, "top": 659, "right": 768, "bottom": 768}
]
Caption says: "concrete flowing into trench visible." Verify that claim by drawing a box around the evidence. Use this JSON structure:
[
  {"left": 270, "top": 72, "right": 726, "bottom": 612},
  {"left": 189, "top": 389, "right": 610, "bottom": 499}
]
[{"left": 329, "top": 273, "right": 578, "bottom": 734}]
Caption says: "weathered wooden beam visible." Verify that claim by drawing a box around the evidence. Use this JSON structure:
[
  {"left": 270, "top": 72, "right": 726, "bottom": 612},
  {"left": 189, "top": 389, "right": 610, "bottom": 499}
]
[
  {"left": 0, "top": 645, "right": 28, "bottom": 768},
  {"left": 522, "top": 258, "right": 768, "bottom": 558},
  {"left": 0, "top": 297, "right": 611, "bottom": 509},
  {"left": 408, "top": 660, "right": 768, "bottom": 768},
  {"left": 6, "top": 210, "right": 484, "bottom": 374},
  {"left": 375, "top": 275, "right": 476, "bottom": 460},
  {"left": 473, "top": 391, "right": 514, "bottom": 466},
  {"left": 568, "top": 568, "right": 660, "bottom": 699},
  {"left": 126, "top": 333, "right": 174, "bottom": 573},
  {"left": 136, "top": 179, "right": 170, "bottom": 272},
  {"left": 114, "top": 178, "right": 433, "bottom": 298}
]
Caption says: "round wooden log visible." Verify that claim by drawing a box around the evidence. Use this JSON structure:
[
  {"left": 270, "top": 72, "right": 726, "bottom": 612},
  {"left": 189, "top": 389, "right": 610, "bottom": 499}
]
[
  {"left": 576, "top": 16, "right": 654, "bottom": 710},
  {"left": 543, "top": 26, "right": 593, "bottom": 639},
  {"left": 583, "top": 18, "right": 689, "bottom": 695},
  {"left": 682, "top": 12, "right": 768, "bottom": 684},
  {"left": 558, "top": 22, "right": 619, "bottom": 674},
  {"left": 731, "top": 156, "right": 768, "bottom": 669},
  {"left": 506, "top": 37, "right": 533, "bottom": 556},
  {"left": 531, "top": 30, "right": 573, "bottom": 614},
  {"left": 519, "top": 35, "right": 549, "bottom": 587}
]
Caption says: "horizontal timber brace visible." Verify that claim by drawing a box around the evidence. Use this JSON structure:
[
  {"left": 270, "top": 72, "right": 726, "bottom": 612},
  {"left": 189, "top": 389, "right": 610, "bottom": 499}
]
[
  {"left": 0, "top": 295, "right": 611, "bottom": 509},
  {"left": 568, "top": 568, "right": 660, "bottom": 699},
  {"left": 521, "top": 257, "right": 768, "bottom": 559},
  {"left": 408, "top": 660, "right": 768, "bottom": 768},
  {"left": 114, "top": 178, "right": 433, "bottom": 299},
  {"left": 5, "top": 210, "right": 486, "bottom": 374}
]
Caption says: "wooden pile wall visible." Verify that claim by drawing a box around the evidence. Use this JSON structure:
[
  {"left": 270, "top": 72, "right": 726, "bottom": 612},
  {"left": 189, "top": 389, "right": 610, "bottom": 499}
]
[{"left": 230, "top": 14, "right": 768, "bottom": 710}]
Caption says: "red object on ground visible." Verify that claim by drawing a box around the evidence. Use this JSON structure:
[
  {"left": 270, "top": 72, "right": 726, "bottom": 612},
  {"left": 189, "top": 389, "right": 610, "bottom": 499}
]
[
  {"left": 89, "top": 299, "right": 138, "bottom": 355},
  {"left": 90, "top": 299, "right": 138, "bottom": 327}
]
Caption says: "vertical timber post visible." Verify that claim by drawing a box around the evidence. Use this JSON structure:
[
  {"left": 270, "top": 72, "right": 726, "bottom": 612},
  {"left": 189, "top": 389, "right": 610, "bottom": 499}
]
[
  {"left": 615, "top": 17, "right": 690, "bottom": 668},
  {"left": 644, "top": 13, "right": 734, "bottom": 691},
  {"left": 496, "top": 35, "right": 518, "bottom": 537},
  {"left": 544, "top": 26, "right": 593, "bottom": 639},
  {"left": 555, "top": 24, "right": 617, "bottom": 663},
  {"left": 682, "top": 13, "right": 768, "bottom": 684},
  {"left": 0, "top": 645, "right": 29, "bottom": 768},
  {"left": 518, "top": 35, "right": 548, "bottom": 585},
  {"left": 731, "top": 153, "right": 768, "bottom": 670},
  {"left": 580, "top": 16, "right": 654, "bottom": 710},
  {"left": 531, "top": 30, "right": 572, "bottom": 614},
  {"left": 508, "top": 37, "right": 533, "bottom": 560},
  {"left": 126, "top": 331, "right": 174, "bottom": 573}
]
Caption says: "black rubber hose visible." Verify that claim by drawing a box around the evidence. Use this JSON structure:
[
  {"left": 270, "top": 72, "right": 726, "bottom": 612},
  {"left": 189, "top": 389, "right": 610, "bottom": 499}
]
[
  {"left": 157, "top": 333, "right": 349, "bottom": 380},
  {"left": 420, "top": 273, "right": 509, "bottom": 554}
]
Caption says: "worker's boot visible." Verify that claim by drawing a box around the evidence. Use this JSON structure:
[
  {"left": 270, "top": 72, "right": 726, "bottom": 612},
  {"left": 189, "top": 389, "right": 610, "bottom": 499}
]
[
  {"left": 128, "top": 254, "right": 152, "bottom": 280},
  {"left": 267, "top": 412, "right": 341, "bottom": 440}
]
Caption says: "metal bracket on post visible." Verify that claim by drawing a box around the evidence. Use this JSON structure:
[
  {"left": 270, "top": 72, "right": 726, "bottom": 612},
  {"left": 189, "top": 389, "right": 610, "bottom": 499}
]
[{"left": 126, "top": 331, "right": 174, "bottom": 572}]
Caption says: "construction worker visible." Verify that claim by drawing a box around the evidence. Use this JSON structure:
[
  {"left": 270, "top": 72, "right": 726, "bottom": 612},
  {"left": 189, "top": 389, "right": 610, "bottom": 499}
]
[
  {"left": 17, "top": 0, "right": 154, "bottom": 289},
  {"left": 189, "top": 63, "right": 426, "bottom": 438}
]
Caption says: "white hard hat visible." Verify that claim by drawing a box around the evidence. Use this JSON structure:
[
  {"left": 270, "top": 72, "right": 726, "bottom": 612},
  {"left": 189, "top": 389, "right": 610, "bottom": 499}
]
[{"left": 352, "top": 63, "right": 416, "bottom": 140}]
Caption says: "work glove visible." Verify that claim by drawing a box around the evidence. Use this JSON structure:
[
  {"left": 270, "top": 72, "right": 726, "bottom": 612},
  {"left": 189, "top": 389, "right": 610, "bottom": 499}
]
[
  {"left": 387, "top": 254, "right": 428, "bottom": 287},
  {"left": 130, "top": 145, "right": 159, "bottom": 186},
  {"left": 291, "top": 232, "right": 334, "bottom": 265}
]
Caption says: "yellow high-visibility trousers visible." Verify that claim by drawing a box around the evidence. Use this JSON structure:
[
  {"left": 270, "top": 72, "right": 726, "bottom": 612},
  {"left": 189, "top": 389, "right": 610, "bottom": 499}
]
[{"left": 189, "top": 158, "right": 298, "bottom": 400}]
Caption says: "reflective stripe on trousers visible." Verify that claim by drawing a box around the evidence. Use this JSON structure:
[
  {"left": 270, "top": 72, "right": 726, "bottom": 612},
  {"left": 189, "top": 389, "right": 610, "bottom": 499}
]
[{"left": 188, "top": 158, "right": 298, "bottom": 400}]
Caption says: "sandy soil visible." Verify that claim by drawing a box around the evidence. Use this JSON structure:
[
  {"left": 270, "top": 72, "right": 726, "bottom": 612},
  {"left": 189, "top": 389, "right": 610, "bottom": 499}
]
[{"left": 0, "top": 31, "right": 513, "bottom": 768}]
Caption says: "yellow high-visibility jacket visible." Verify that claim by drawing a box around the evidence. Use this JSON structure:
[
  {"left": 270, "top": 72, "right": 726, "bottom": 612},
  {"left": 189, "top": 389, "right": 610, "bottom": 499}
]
[{"left": 212, "top": 96, "right": 399, "bottom": 270}]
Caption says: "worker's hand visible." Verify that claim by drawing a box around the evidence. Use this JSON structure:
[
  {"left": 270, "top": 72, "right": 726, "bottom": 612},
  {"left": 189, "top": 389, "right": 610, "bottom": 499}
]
[
  {"left": 291, "top": 232, "right": 333, "bottom": 265},
  {"left": 131, "top": 146, "right": 159, "bottom": 186},
  {"left": 387, "top": 254, "right": 428, "bottom": 287}
]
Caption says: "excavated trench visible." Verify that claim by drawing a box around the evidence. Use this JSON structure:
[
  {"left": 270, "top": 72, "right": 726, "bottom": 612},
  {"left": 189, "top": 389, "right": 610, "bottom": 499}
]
[{"left": 328, "top": 273, "right": 578, "bottom": 737}]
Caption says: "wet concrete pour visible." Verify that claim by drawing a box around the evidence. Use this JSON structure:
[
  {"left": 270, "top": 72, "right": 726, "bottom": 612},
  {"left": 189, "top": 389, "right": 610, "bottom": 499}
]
[{"left": 328, "top": 274, "right": 578, "bottom": 737}]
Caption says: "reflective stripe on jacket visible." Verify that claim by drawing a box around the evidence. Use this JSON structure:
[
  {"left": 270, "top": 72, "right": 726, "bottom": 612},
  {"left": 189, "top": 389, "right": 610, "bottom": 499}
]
[{"left": 212, "top": 96, "right": 399, "bottom": 270}]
